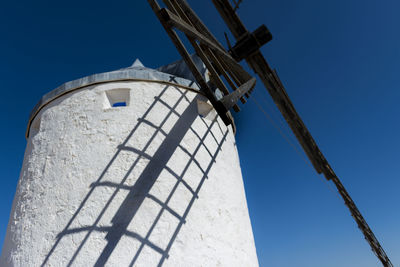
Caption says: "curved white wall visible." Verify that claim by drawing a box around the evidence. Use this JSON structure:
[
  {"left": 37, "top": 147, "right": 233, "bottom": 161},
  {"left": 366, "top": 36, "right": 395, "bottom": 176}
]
[{"left": 1, "top": 81, "right": 258, "bottom": 266}]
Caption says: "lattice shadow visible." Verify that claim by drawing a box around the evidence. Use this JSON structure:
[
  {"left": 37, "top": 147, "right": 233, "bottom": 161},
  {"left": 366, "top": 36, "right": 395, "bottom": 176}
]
[{"left": 41, "top": 79, "right": 229, "bottom": 267}]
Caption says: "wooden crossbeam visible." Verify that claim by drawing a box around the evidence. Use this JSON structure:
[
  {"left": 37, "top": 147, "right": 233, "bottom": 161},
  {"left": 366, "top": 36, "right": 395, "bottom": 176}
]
[
  {"left": 163, "top": 0, "right": 241, "bottom": 111},
  {"left": 220, "top": 77, "right": 255, "bottom": 110},
  {"left": 149, "top": 0, "right": 259, "bottom": 128},
  {"left": 159, "top": 8, "right": 251, "bottom": 84},
  {"left": 148, "top": 0, "right": 240, "bottom": 126}
]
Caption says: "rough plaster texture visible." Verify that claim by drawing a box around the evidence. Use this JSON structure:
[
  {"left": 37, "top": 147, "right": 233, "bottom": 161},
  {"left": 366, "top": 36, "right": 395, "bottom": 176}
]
[{"left": 1, "top": 78, "right": 258, "bottom": 266}]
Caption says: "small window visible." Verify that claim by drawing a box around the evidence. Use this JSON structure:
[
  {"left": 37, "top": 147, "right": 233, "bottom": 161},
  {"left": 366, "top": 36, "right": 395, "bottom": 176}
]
[
  {"left": 112, "top": 102, "right": 127, "bottom": 107},
  {"left": 105, "top": 88, "right": 130, "bottom": 108}
]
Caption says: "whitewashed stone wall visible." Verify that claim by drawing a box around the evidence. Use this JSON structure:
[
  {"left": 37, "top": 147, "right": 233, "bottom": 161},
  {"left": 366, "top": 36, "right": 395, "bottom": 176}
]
[{"left": 1, "top": 81, "right": 258, "bottom": 266}]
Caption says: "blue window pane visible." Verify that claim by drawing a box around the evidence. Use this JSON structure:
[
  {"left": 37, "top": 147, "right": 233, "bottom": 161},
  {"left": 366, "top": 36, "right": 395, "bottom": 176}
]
[{"left": 112, "top": 102, "right": 127, "bottom": 107}]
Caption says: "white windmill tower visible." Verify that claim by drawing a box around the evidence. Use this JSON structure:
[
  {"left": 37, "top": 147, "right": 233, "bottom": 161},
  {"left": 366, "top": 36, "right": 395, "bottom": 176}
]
[
  {"left": 0, "top": 56, "right": 259, "bottom": 266},
  {"left": 2, "top": 0, "right": 393, "bottom": 266}
]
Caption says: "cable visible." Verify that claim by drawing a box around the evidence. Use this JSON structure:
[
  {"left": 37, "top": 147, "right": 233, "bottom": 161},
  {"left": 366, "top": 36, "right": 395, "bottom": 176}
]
[
  {"left": 254, "top": 88, "right": 298, "bottom": 145},
  {"left": 251, "top": 97, "right": 343, "bottom": 199},
  {"left": 252, "top": 97, "right": 310, "bottom": 166}
]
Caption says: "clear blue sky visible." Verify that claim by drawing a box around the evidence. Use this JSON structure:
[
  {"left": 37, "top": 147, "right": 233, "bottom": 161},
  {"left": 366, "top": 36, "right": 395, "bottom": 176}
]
[{"left": 1, "top": 0, "right": 399, "bottom": 266}]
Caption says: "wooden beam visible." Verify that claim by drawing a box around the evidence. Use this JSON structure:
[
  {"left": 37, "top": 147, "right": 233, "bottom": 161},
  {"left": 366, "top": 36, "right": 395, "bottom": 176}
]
[
  {"left": 172, "top": 0, "right": 226, "bottom": 51},
  {"left": 159, "top": 8, "right": 252, "bottom": 83},
  {"left": 220, "top": 78, "right": 256, "bottom": 110},
  {"left": 164, "top": 0, "right": 241, "bottom": 111},
  {"left": 149, "top": 0, "right": 233, "bottom": 125},
  {"left": 211, "top": 0, "right": 248, "bottom": 39},
  {"left": 201, "top": 46, "right": 246, "bottom": 104}
]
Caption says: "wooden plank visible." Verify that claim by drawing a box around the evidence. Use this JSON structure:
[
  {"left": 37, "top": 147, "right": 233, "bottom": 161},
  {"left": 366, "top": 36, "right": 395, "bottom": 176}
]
[
  {"left": 165, "top": 0, "right": 241, "bottom": 111},
  {"left": 172, "top": 0, "right": 251, "bottom": 88},
  {"left": 220, "top": 78, "right": 256, "bottom": 110},
  {"left": 162, "top": 0, "right": 179, "bottom": 15},
  {"left": 216, "top": 53, "right": 241, "bottom": 85},
  {"left": 201, "top": 47, "right": 246, "bottom": 104},
  {"left": 191, "top": 39, "right": 240, "bottom": 112},
  {"left": 160, "top": 9, "right": 231, "bottom": 61},
  {"left": 159, "top": 8, "right": 252, "bottom": 83},
  {"left": 211, "top": 0, "right": 248, "bottom": 39},
  {"left": 149, "top": 1, "right": 233, "bottom": 125},
  {"left": 172, "top": 0, "right": 226, "bottom": 51}
]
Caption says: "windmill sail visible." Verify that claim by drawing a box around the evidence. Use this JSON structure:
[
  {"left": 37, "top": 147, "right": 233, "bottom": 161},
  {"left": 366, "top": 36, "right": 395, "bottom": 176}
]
[
  {"left": 148, "top": 0, "right": 257, "bottom": 130},
  {"left": 148, "top": 0, "right": 393, "bottom": 266}
]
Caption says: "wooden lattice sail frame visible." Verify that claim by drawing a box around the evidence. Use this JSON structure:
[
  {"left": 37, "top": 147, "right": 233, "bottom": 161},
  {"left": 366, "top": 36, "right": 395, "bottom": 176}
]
[{"left": 148, "top": 0, "right": 393, "bottom": 266}]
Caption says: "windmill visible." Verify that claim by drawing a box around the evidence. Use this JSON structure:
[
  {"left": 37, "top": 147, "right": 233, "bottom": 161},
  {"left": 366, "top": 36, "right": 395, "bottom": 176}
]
[{"left": 147, "top": 0, "right": 393, "bottom": 266}]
